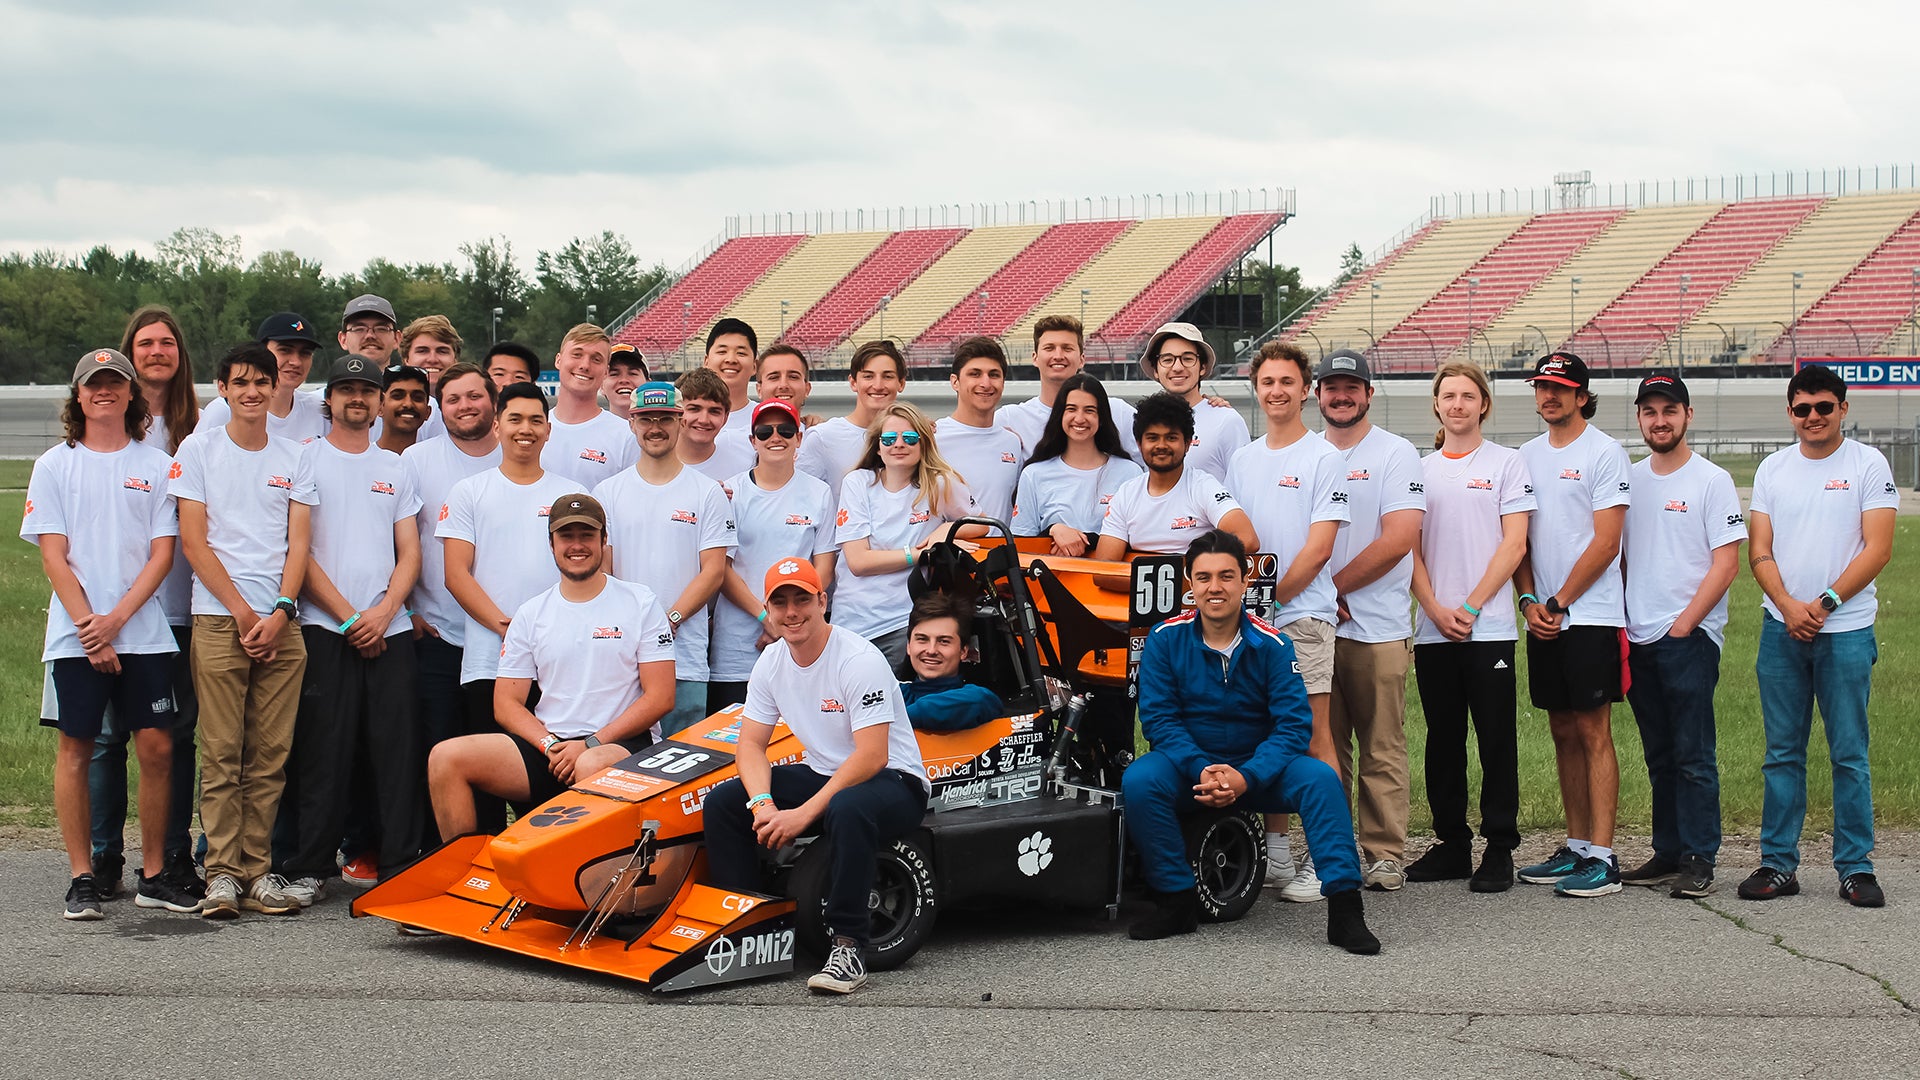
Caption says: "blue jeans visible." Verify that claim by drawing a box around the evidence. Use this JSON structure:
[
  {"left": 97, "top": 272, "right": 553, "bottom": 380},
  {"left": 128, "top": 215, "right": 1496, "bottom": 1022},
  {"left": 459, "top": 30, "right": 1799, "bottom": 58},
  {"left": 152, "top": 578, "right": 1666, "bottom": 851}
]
[
  {"left": 1626, "top": 632, "right": 1722, "bottom": 865},
  {"left": 1122, "top": 750, "right": 1362, "bottom": 895},
  {"left": 89, "top": 625, "right": 198, "bottom": 862},
  {"left": 1755, "top": 615, "right": 1877, "bottom": 878}
]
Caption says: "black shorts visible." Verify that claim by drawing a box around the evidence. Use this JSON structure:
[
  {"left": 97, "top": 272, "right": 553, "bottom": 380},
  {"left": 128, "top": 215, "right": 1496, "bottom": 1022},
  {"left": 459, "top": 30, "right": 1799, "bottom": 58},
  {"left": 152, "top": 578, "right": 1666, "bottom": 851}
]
[
  {"left": 43, "top": 654, "right": 176, "bottom": 739},
  {"left": 1526, "top": 624, "right": 1624, "bottom": 712},
  {"left": 511, "top": 731, "right": 655, "bottom": 811}
]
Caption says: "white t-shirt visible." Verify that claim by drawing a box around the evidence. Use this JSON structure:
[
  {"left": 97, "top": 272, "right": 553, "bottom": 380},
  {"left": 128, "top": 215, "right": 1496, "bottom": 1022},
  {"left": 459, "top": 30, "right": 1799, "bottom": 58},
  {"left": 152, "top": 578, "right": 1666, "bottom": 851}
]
[
  {"left": 1227, "top": 430, "right": 1349, "bottom": 625},
  {"left": 716, "top": 408, "right": 755, "bottom": 466},
  {"left": 743, "top": 627, "right": 929, "bottom": 791},
  {"left": 437, "top": 468, "right": 581, "bottom": 683},
  {"left": 685, "top": 436, "right": 755, "bottom": 486},
  {"left": 1519, "top": 424, "right": 1632, "bottom": 628},
  {"left": 832, "top": 473, "right": 975, "bottom": 639},
  {"left": 794, "top": 415, "right": 871, "bottom": 508},
  {"left": 592, "top": 465, "right": 737, "bottom": 681},
  {"left": 498, "top": 576, "right": 676, "bottom": 740},
  {"left": 712, "top": 469, "right": 839, "bottom": 682},
  {"left": 1101, "top": 467, "right": 1243, "bottom": 555},
  {"left": 1625, "top": 453, "right": 1748, "bottom": 647},
  {"left": 541, "top": 409, "right": 639, "bottom": 489},
  {"left": 1749, "top": 438, "right": 1900, "bottom": 634},
  {"left": 295, "top": 439, "right": 421, "bottom": 637},
  {"left": 1415, "top": 441, "right": 1536, "bottom": 645},
  {"left": 1189, "top": 400, "right": 1251, "bottom": 484},
  {"left": 141, "top": 417, "right": 194, "bottom": 625},
  {"left": 933, "top": 416, "right": 1026, "bottom": 527},
  {"left": 197, "top": 389, "right": 328, "bottom": 444},
  {"left": 169, "top": 426, "right": 317, "bottom": 618},
  {"left": 22, "top": 441, "right": 180, "bottom": 661},
  {"left": 402, "top": 437, "right": 502, "bottom": 647},
  {"left": 1013, "top": 454, "right": 1143, "bottom": 536},
  {"left": 997, "top": 392, "right": 1140, "bottom": 462},
  {"left": 1325, "top": 427, "right": 1426, "bottom": 643}
]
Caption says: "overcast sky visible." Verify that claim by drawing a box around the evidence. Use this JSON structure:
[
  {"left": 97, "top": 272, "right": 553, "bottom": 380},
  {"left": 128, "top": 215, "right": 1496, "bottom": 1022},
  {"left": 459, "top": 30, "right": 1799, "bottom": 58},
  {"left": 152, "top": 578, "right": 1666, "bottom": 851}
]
[{"left": 4, "top": 1, "right": 1917, "bottom": 287}]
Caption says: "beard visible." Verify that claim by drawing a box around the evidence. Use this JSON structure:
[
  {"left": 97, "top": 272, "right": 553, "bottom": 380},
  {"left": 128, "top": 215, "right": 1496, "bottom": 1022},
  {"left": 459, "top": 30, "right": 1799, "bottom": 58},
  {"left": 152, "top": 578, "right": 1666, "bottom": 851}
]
[
  {"left": 1642, "top": 425, "right": 1686, "bottom": 454},
  {"left": 1322, "top": 399, "right": 1370, "bottom": 429},
  {"left": 448, "top": 413, "right": 493, "bottom": 441},
  {"left": 559, "top": 560, "right": 603, "bottom": 583}
]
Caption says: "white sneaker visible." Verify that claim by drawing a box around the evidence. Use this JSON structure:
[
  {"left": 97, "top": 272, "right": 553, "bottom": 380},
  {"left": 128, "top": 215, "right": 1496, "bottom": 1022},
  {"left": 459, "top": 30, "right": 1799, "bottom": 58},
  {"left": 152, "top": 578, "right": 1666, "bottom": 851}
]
[
  {"left": 1364, "top": 859, "right": 1407, "bottom": 891},
  {"left": 1280, "top": 856, "right": 1324, "bottom": 903},
  {"left": 201, "top": 873, "right": 242, "bottom": 919},
  {"left": 1264, "top": 854, "right": 1296, "bottom": 887},
  {"left": 242, "top": 874, "right": 300, "bottom": 915},
  {"left": 280, "top": 876, "right": 324, "bottom": 908}
]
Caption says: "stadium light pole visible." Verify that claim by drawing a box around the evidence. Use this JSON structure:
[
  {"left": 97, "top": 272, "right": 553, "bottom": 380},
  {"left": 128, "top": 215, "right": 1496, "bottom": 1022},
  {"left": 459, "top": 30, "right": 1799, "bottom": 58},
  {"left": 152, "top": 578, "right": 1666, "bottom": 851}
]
[
  {"left": 1466, "top": 277, "right": 1480, "bottom": 368},
  {"left": 1569, "top": 276, "right": 1582, "bottom": 346},
  {"left": 1790, "top": 271, "right": 1804, "bottom": 364},
  {"left": 1079, "top": 287, "right": 1090, "bottom": 325},
  {"left": 1910, "top": 269, "right": 1918, "bottom": 355},
  {"left": 491, "top": 307, "right": 503, "bottom": 344},
  {"left": 1676, "top": 274, "right": 1690, "bottom": 371},
  {"left": 681, "top": 301, "right": 693, "bottom": 366},
  {"left": 779, "top": 299, "right": 790, "bottom": 338},
  {"left": 879, "top": 294, "right": 891, "bottom": 341},
  {"left": 1369, "top": 281, "right": 1380, "bottom": 347},
  {"left": 977, "top": 290, "right": 988, "bottom": 335}
]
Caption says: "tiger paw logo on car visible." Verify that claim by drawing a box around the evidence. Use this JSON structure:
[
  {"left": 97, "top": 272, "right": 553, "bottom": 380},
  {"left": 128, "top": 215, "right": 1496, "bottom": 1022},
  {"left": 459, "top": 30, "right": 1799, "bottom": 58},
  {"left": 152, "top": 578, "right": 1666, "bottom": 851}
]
[
  {"left": 1017, "top": 831, "right": 1053, "bottom": 876},
  {"left": 527, "top": 805, "right": 590, "bottom": 828}
]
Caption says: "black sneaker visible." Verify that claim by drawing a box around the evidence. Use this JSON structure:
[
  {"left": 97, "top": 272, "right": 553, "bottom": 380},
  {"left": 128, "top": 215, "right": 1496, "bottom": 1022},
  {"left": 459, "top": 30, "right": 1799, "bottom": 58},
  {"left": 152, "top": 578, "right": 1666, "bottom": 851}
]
[
  {"left": 1620, "top": 854, "right": 1680, "bottom": 888},
  {"left": 1469, "top": 847, "right": 1514, "bottom": 893},
  {"left": 91, "top": 853, "right": 124, "bottom": 901},
  {"left": 1840, "top": 873, "right": 1885, "bottom": 908},
  {"left": 1404, "top": 842, "right": 1473, "bottom": 882},
  {"left": 1128, "top": 888, "right": 1200, "bottom": 940},
  {"left": 1737, "top": 866, "right": 1799, "bottom": 901},
  {"left": 162, "top": 851, "right": 206, "bottom": 901},
  {"left": 64, "top": 874, "right": 104, "bottom": 921},
  {"left": 135, "top": 871, "right": 202, "bottom": 913},
  {"left": 1669, "top": 857, "right": 1714, "bottom": 899}
]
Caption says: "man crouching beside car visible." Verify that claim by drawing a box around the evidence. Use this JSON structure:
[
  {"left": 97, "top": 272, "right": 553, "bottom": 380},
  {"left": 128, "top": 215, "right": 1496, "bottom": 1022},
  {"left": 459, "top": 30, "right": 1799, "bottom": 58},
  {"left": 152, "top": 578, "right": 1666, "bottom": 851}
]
[{"left": 1122, "top": 528, "right": 1380, "bottom": 953}]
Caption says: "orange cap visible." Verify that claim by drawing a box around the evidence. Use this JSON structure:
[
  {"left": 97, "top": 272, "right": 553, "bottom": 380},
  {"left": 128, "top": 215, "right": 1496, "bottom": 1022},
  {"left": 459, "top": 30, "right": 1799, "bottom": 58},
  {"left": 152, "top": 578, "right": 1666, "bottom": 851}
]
[{"left": 763, "top": 556, "right": 824, "bottom": 598}]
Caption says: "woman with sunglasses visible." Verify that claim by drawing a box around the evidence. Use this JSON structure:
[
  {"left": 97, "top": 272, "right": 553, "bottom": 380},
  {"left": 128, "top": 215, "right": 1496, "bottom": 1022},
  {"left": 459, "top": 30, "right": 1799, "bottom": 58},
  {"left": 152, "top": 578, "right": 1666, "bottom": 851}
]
[
  {"left": 833, "top": 403, "right": 981, "bottom": 669},
  {"left": 708, "top": 400, "right": 840, "bottom": 711},
  {"left": 1012, "top": 373, "right": 1141, "bottom": 557}
]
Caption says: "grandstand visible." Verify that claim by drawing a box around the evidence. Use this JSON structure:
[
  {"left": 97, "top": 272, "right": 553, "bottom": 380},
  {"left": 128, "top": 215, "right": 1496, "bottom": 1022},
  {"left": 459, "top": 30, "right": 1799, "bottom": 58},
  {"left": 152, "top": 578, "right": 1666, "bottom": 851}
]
[
  {"left": 1269, "top": 167, "right": 1920, "bottom": 375},
  {"left": 606, "top": 191, "right": 1294, "bottom": 371}
]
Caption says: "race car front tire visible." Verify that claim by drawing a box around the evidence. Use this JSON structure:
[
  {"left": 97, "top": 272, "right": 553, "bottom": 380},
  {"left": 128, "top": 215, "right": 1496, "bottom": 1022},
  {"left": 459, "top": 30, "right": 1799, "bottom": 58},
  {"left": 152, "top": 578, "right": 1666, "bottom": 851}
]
[
  {"left": 1183, "top": 809, "right": 1266, "bottom": 923},
  {"left": 787, "top": 833, "right": 938, "bottom": 972}
]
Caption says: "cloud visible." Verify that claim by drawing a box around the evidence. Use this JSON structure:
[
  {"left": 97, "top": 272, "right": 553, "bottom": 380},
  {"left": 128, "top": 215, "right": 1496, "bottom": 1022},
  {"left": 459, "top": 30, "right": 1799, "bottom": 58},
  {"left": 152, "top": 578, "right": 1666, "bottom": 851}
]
[{"left": 3, "top": 0, "right": 1919, "bottom": 290}]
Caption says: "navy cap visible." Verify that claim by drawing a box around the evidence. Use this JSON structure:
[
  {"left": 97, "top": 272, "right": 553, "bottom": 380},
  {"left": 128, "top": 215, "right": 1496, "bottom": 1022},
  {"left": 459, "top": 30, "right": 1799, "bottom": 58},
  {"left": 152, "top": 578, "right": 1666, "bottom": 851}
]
[{"left": 257, "top": 312, "right": 321, "bottom": 348}]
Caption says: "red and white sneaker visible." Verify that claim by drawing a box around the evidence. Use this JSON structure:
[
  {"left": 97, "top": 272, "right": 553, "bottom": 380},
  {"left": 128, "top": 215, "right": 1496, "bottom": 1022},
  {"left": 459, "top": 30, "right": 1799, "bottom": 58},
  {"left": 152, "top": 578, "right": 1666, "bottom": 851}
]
[{"left": 339, "top": 855, "right": 378, "bottom": 888}]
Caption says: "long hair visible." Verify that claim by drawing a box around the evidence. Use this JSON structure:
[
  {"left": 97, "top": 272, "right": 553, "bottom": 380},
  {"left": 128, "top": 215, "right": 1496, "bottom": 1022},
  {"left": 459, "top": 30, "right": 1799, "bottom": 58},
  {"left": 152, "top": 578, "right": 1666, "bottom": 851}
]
[
  {"left": 854, "top": 402, "right": 964, "bottom": 514},
  {"left": 1430, "top": 361, "right": 1493, "bottom": 449},
  {"left": 62, "top": 375, "right": 153, "bottom": 448},
  {"left": 118, "top": 305, "right": 197, "bottom": 453},
  {"left": 1029, "top": 373, "right": 1130, "bottom": 465}
]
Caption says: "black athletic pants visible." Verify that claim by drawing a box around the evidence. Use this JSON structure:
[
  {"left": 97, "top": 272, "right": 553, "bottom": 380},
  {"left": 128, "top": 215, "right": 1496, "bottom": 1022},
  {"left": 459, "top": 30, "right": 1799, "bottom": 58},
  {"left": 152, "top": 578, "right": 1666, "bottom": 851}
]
[{"left": 1413, "top": 640, "right": 1520, "bottom": 852}]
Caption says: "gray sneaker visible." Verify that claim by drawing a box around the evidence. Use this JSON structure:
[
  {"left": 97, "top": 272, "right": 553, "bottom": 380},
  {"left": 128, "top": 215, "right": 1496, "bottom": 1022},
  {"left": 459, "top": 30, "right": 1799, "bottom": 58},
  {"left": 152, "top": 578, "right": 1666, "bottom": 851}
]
[
  {"left": 201, "top": 873, "right": 242, "bottom": 919},
  {"left": 1364, "top": 859, "right": 1407, "bottom": 891},
  {"left": 242, "top": 875, "right": 300, "bottom": 915},
  {"left": 279, "top": 876, "right": 324, "bottom": 908}
]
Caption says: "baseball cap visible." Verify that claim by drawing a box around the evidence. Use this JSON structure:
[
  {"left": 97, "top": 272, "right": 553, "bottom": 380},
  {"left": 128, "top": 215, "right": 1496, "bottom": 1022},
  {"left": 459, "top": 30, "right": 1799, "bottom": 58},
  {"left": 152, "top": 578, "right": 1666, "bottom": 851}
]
[
  {"left": 763, "top": 555, "right": 824, "bottom": 598},
  {"left": 342, "top": 294, "right": 398, "bottom": 327},
  {"left": 326, "top": 354, "right": 384, "bottom": 390},
  {"left": 257, "top": 312, "right": 322, "bottom": 348},
  {"left": 1141, "top": 322, "right": 1217, "bottom": 379},
  {"left": 1634, "top": 372, "right": 1690, "bottom": 407},
  {"left": 1314, "top": 348, "right": 1373, "bottom": 385},
  {"left": 752, "top": 399, "right": 800, "bottom": 428},
  {"left": 608, "top": 342, "right": 648, "bottom": 374},
  {"left": 548, "top": 493, "right": 607, "bottom": 535},
  {"left": 631, "top": 381, "right": 680, "bottom": 414},
  {"left": 72, "top": 348, "right": 136, "bottom": 387},
  {"left": 1527, "top": 351, "right": 1590, "bottom": 391}
]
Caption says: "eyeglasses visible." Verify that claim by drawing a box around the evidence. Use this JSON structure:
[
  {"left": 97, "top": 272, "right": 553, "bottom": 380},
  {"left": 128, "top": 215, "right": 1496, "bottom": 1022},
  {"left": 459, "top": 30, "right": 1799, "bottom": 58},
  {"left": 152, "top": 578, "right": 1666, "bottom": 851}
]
[
  {"left": 1790, "top": 400, "right": 1838, "bottom": 418},
  {"left": 343, "top": 323, "right": 395, "bottom": 337},
  {"left": 753, "top": 422, "right": 799, "bottom": 440},
  {"left": 631, "top": 412, "right": 679, "bottom": 426},
  {"left": 1157, "top": 353, "right": 1202, "bottom": 370},
  {"left": 877, "top": 431, "right": 921, "bottom": 447}
]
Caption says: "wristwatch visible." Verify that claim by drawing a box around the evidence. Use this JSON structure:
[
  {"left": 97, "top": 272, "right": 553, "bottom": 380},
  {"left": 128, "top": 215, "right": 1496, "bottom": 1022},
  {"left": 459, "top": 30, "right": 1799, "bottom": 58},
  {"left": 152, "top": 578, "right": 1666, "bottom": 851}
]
[
  {"left": 667, "top": 609, "right": 684, "bottom": 628},
  {"left": 1819, "top": 588, "right": 1842, "bottom": 612},
  {"left": 583, "top": 735, "right": 602, "bottom": 749},
  {"left": 540, "top": 734, "right": 561, "bottom": 754},
  {"left": 274, "top": 596, "right": 298, "bottom": 620},
  {"left": 1544, "top": 596, "right": 1566, "bottom": 616}
]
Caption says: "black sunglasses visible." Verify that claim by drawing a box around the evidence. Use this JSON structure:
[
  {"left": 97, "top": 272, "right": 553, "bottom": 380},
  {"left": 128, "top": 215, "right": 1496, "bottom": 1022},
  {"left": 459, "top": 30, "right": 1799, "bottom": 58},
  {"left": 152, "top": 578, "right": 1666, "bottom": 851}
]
[
  {"left": 1790, "top": 400, "right": 1838, "bottom": 418},
  {"left": 752, "top": 422, "right": 799, "bottom": 440}
]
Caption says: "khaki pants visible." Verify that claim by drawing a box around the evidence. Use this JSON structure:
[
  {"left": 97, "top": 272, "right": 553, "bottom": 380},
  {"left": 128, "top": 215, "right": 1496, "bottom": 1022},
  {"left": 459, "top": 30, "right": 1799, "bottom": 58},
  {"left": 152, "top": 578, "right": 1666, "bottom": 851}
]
[
  {"left": 1328, "top": 637, "right": 1412, "bottom": 864},
  {"left": 193, "top": 615, "right": 306, "bottom": 883}
]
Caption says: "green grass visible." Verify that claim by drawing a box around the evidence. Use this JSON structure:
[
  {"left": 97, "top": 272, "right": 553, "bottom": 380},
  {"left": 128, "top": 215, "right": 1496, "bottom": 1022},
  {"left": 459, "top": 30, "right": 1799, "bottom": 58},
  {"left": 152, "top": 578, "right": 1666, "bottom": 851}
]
[
  {"left": 1, "top": 492, "right": 1917, "bottom": 836},
  {"left": 0, "top": 459, "right": 34, "bottom": 491}
]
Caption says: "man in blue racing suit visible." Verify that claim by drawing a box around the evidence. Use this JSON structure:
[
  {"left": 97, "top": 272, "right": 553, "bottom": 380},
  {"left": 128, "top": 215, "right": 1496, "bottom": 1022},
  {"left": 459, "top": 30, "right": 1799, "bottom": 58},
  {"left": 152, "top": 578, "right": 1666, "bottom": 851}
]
[{"left": 1122, "top": 528, "right": 1381, "bottom": 953}]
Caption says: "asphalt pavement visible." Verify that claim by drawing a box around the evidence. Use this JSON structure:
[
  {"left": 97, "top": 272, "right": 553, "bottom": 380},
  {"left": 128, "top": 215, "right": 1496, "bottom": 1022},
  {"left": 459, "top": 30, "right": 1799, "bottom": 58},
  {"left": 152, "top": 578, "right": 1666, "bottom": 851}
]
[{"left": 3, "top": 840, "right": 1914, "bottom": 1079}]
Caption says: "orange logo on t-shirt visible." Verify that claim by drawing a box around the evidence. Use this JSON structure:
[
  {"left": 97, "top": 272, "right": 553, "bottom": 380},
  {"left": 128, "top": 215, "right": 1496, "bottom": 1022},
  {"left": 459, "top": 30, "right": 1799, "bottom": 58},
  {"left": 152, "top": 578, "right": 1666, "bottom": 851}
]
[
  {"left": 591, "top": 627, "right": 623, "bottom": 639},
  {"left": 23, "top": 498, "right": 33, "bottom": 516},
  {"left": 1278, "top": 475, "right": 1301, "bottom": 489},
  {"left": 670, "top": 509, "right": 697, "bottom": 524},
  {"left": 908, "top": 509, "right": 931, "bottom": 524},
  {"left": 267, "top": 475, "right": 293, "bottom": 491},
  {"left": 820, "top": 698, "right": 846, "bottom": 713},
  {"left": 438, "top": 504, "right": 449, "bottom": 522},
  {"left": 1560, "top": 469, "right": 1583, "bottom": 481},
  {"left": 1664, "top": 500, "right": 1689, "bottom": 513},
  {"left": 836, "top": 508, "right": 849, "bottom": 527},
  {"left": 370, "top": 481, "right": 396, "bottom": 496},
  {"left": 785, "top": 514, "right": 813, "bottom": 526},
  {"left": 1171, "top": 516, "right": 1202, "bottom": 530},
  {"left": 537, "top": 505, "right": 552, "bottom": 517},
  {"left": 168, "top": 461, "right": 182, "bottom": 480},
  {"left": 124, "top": 477, "right": 152, "bottom": 493},
  {"left": 580, "top": 449, "right": 608, "bottom": 464},
  {"left": 1347, "top": 469, "right": 1370, "bottom": 482},
  {"left": 1000, "top": 452, "right": 1017, "bottom": 463},
  {"left": 1825, "top": 479, "right": 1851, "bottom": 491},
  {"left": 1467, "top": 478, "right": 1494, "bottom": 491}
]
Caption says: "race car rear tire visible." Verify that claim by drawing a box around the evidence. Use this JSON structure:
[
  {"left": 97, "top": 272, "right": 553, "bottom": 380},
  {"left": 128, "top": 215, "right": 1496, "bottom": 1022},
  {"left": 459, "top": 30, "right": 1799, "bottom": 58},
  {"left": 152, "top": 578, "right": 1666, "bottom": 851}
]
[
  {"left": 1183, "top": 809, "right": 1266, "bottom": 923},
  {"left": 788, "top": 833, "right": 938, "bottom": 972}
]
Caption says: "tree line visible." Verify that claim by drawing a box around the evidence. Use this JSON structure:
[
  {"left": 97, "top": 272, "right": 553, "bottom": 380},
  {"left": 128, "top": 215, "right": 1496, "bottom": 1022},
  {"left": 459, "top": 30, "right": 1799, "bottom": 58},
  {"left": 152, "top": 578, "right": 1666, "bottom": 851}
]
[{"left": 0, "top": 228, "right": 671, "bottom": 384}]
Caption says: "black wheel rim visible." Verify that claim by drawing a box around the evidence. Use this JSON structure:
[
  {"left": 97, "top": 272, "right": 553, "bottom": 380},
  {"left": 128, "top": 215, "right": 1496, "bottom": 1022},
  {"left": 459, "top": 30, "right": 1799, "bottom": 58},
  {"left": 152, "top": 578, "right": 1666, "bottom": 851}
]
[
  {"left": 1197, "top": 822, "right": 1256, "bottom": 900},
  {"left": 866, "top": 860, "right": 917, "bottom": 944}
]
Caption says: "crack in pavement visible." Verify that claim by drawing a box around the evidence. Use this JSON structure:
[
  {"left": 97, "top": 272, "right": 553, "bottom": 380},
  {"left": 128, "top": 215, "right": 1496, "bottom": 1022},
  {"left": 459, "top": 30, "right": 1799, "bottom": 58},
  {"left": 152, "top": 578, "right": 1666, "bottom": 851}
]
[
  {"left": 1695, "top": 898, "right": 1915, "bottom": 1015},
  {"left": 1447, "top": 1014, "right": 1644, "bottom": 1079}
]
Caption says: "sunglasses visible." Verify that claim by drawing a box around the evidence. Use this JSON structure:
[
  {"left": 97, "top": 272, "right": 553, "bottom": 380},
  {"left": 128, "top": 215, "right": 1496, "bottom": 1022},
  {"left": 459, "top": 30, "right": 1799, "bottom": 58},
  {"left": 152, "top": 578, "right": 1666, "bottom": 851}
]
[
  {"left": 753, "top": 422, "right": 799, "bottom": 440},
  {"left": 877, "top": 431, "right": 922, "bottom": 447},
  {"left": 1790, "top": 400, "right": 1838, "bottom": 418}
]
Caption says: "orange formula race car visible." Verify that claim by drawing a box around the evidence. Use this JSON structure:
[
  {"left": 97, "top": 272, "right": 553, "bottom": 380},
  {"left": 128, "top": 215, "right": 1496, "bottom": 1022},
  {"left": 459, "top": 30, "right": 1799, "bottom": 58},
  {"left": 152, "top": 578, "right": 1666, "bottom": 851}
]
[{"left": 354, "top": 521, "right": 1272, "bottom": 991}]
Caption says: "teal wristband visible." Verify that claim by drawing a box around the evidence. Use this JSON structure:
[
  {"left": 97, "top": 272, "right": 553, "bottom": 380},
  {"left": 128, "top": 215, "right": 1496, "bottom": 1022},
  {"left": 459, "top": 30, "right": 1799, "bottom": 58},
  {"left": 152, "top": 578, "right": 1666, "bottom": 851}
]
[
  {"left": 1518, "top": 593, "right": 1539, "bottom": 607},
  {"left": 338, "top": 612, "right": 361, "bottom": 633},
  {"left": 756, "top": 610, "right": 769, "bottom": 623},
  {"left": 1462, "top": 602, "right": 1481, "bottom": 617}
]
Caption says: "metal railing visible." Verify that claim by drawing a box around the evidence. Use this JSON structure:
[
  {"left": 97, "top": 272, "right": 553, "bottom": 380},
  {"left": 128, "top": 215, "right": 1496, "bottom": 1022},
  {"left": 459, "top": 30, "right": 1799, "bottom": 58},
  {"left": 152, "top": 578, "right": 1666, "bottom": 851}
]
[{"left": 1430, "top": 164, "right": 1920, "bottom": 220}]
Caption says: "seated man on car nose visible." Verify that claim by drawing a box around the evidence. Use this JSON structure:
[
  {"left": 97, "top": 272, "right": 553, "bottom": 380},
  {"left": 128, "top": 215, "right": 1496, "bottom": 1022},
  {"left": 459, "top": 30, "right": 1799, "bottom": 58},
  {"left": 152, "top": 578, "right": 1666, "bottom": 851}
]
[{"left": 900, "top": 593, "right": 1004, "bottom": 733}]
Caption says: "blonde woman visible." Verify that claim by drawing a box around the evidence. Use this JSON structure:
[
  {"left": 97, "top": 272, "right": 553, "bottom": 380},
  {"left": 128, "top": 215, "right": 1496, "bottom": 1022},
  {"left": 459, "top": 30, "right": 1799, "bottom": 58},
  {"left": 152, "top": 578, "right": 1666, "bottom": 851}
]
[{"left": 832, "top": 402, "right": 981, "bottom": 668}]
